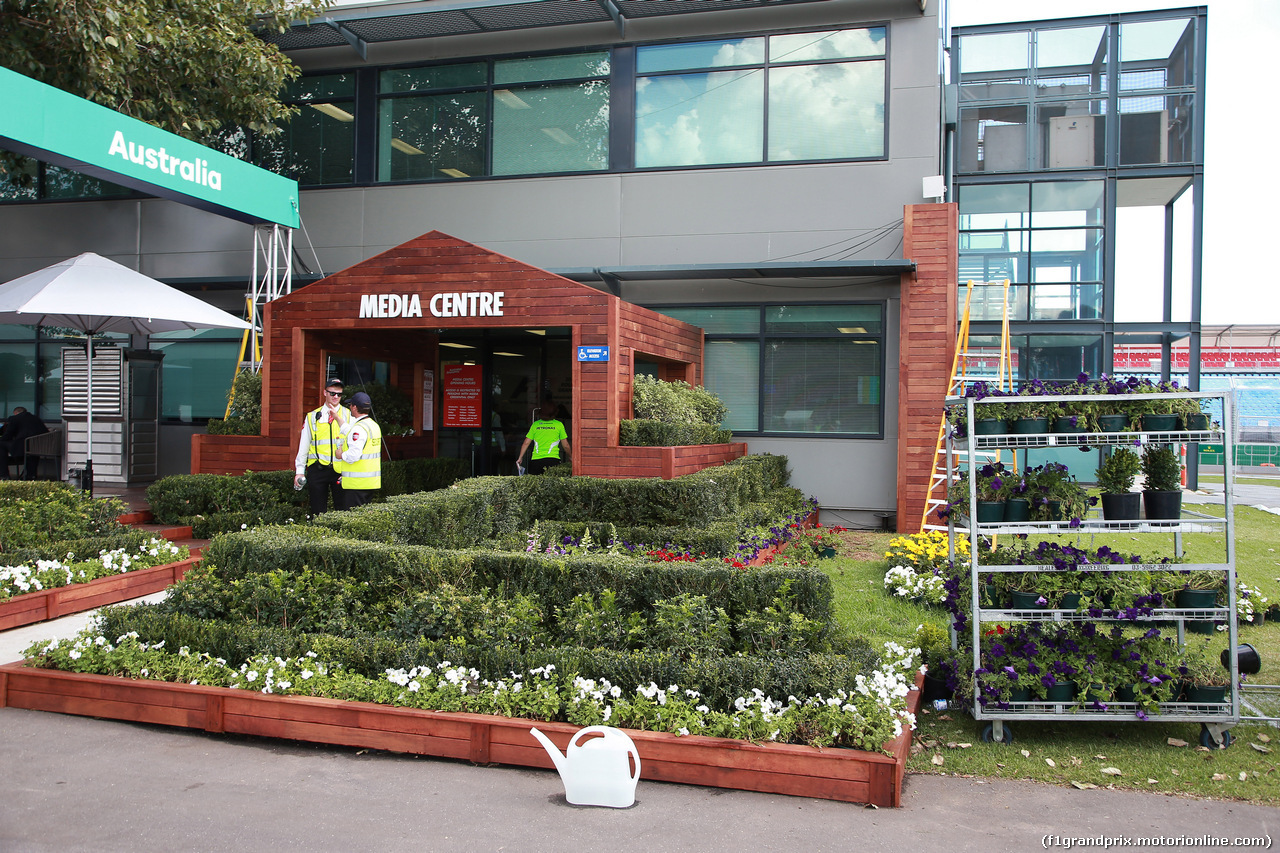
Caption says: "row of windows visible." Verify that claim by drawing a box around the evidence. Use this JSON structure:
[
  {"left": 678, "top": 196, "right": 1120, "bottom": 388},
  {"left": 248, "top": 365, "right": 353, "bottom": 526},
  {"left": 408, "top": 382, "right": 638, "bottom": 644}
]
[
  {"left": 657, "top": 304, "right": 884, "bottom": 437},
  {"left": 244, "top": 27, "right": 888, "bottom": 188},
  {"left": 954, "top": 16, "right": 1198, "bottom": 173}
]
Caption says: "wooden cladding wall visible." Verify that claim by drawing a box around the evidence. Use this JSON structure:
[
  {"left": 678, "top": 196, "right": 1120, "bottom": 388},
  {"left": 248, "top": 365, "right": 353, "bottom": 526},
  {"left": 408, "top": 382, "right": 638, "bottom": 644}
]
[
  {"left": 896, "top": 203, "right": 959, "bottom": 533},
  {"left": 193, "top": 231, "right": 736, "bottom": 480}
]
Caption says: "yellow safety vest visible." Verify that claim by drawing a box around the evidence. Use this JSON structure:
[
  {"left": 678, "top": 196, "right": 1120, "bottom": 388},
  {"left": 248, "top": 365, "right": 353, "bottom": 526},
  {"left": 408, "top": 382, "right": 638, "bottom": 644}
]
[
  {"left": 339, "top": 417, "right": 382, "bottom": 490},
  {"left": 306, "top": 406, "right": 350, "bottom": 467}
]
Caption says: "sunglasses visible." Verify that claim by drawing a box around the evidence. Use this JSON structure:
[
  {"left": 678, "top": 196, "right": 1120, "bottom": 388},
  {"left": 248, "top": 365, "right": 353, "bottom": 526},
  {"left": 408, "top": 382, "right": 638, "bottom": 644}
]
[{"left": 324, "top": 389, "right": 343, "bottom": 397}]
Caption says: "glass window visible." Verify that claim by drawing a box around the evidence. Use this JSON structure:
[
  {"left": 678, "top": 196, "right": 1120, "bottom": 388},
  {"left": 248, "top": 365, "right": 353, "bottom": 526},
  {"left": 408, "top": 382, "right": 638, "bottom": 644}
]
[
  {"left": 770, "top": 29, "right": 884, "bottom": 62},
  {"left": 492, "top": 81, "right": 609, "bottom": 175},
  {"left": 658, "top": 306, "right": 759, "bottom": 335},
  {"left": 495, "top": 52, "right": 609, "bottom": 84},
  {"left": 1034, "top": 26, "right": 1106, "bottom": 94},
  {"left": 636, "top": 70, "right": 763, "bottom": 167},
  {"left": 42, "top": 165, "right": 131, "bottom": 200},
  {"left": 258, "top": 73, "right": 356, "bottom": 185},
  {"left": 959, "top": 183, "right": 1030, "bottom": 231},
  {"left": 379, "top": 92, "right": 488, "bottom": 181},
  {"left": 1036, "top": 101, "right": 1103, "bottom": 170},
  {"left": 661, "top": 303, "right": 883, "bottom": 437},
  {"left": 764, "top": 304, "right": 882, "bottom": 335},
  {"left": 1032, "top": 180, "right": 1104, "bottom": 226},
  {"left": 959, "top": 105, "right": 1029, "bottom": 173},
  {"left": 764, "top": 339, "right": 880, "bottom": 434},
  {"left": 636, "top": 38, "right": 764, "bottom": 73},
  {"left": 704, "top": 340, "right": 759, "bottom": 432},
  {"left": 0, "top": 156, "right": 39, "bottom": 201},
  {"left": 1120, "top": 18, "right": 1194, "bottom": 85},
  {"left": 149, "top": 330, "right": 243, "bottom": 421},
  {"left": 637, "top": 27, "right": 885, "bottom": 169},
  {"left": 0, "top": 342, "right": 37, "bottom": 415},
  {"left": 380, "top": 63, "right": 487, "bottom": 92},
  {"left": 637, "top": 69, "right": 762, "bottom": 166},
  {"left": 768, "top": 61, "right": 884, "bottom": 160}
]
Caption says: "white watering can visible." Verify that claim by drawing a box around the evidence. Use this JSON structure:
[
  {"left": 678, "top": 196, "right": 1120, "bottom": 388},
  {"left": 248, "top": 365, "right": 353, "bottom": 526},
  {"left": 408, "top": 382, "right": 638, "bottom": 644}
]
[{"left": 529, "top": 725, "right": 641, "bottom": 808}]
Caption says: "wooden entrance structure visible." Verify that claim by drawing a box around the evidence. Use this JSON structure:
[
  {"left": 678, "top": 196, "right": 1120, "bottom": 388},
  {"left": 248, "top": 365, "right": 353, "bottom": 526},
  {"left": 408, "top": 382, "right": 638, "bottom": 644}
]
[{"left": 192, "top": 231, "right": 745, "bottom": 479}]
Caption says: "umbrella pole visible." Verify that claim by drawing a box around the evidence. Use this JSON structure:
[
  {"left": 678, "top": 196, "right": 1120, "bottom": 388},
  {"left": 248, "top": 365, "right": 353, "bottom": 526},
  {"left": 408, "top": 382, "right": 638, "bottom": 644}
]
[{"left": 85, "top": 335, "right": 93, "bottom": 497}]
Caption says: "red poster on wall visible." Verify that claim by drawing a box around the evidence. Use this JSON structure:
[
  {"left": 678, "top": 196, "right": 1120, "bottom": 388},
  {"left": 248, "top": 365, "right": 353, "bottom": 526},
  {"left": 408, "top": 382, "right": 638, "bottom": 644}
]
[{"left": 442, "top": 364, "right": 483, "bottom": 428}]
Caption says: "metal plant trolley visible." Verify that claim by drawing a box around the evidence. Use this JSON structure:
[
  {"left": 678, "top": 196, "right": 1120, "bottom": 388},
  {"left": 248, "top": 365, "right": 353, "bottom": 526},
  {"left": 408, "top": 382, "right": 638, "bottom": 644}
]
[{"left": 944, "top": 391, "right": 1240, "bottom": 747}]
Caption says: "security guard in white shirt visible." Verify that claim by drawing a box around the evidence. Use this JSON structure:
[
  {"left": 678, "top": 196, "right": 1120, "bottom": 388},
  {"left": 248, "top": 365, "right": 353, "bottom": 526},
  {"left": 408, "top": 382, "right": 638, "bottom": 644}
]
[{"left": 294, "top": 377, "right": 352, "bottom": 515}]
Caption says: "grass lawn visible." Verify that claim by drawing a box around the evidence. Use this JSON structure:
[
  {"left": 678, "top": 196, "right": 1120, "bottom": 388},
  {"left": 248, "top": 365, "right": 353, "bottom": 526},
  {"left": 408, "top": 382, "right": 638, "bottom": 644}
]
[{"left": 823, "top": 507, "right": 1280, "bottom": 806}]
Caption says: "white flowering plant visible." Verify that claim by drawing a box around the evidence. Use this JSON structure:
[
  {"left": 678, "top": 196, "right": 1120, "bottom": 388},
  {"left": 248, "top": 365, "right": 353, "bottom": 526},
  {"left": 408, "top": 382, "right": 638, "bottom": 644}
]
[
  {"left": 24, "top": 628, "right": 919, "bottom": 754},
  {"left": 0, "top": 537, "right": 187, "bottom": 602}
]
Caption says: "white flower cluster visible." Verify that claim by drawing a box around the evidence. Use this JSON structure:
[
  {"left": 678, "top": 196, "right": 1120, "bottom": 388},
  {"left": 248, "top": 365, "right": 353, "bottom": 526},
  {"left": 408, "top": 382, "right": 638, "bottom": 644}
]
[
  {"left": 1, "top": 538, "right": 184, "bottom": 599},
  {"left": 1236, "top": 580, "right": 1270, "bottom": 624},
  {"left": 231, "top": 650, "right": 323, "bottom": 694},
  {"left": 883, "top": 564, "right": 947, "bottom": 604}
]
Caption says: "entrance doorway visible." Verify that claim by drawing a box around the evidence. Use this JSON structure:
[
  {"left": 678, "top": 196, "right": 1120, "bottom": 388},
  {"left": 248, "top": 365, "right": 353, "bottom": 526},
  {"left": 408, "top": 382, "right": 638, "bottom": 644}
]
[{"left": 438, "top": 329, "right": 571, "bottom": 475}]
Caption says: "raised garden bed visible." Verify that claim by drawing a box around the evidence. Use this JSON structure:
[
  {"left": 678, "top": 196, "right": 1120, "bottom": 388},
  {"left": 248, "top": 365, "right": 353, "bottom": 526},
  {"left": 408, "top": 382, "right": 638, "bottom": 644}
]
[
  {"left": 0, "top": 557, "right": 200, "bottom": 632},
  {"left": 0, "top": 663, "right": 920, "bottom": 806}
]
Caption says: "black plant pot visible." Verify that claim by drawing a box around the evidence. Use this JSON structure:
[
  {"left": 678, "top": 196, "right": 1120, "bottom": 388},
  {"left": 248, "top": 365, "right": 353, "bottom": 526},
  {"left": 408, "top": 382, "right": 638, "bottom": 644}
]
[
  {"left": 1012, "top": 417, "right": 1049, "bottom": 434},
  {"left": 1098, "top": 413, "right": 1129, "bottom": 432},
  {"left": 974, "top": 418, "right": 1007, "bottom": 436},
  {"left": 1223, "top": 643, "right": 1262, "bottom": 676},
  {"left": 1052, "top": 416, "right": 1087, "bottom": 434},
  {"left": 1183, "top": 413, "right": 1210, "bottom": 431},
  {"left": 1100, "top": 492, "right": 1141, "bottom": 521},
  {"left": 1004, "top": 498, "right": 1031, "bottom": 522},
  {"left": 1143, "top": 490, "right": 1183, "bottom": 521},
  {"left": 921, "top": 673, "right": 953, "bottom": 702},
  {"left": 1141, "top": 413, "right": 1179, "bottom": 432}
]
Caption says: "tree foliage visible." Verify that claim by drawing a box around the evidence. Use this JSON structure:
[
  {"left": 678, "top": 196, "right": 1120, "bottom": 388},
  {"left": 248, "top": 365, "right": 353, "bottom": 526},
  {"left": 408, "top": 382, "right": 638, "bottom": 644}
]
[{"left": 0, "top": 0, "right": 328, "bottom": 140}]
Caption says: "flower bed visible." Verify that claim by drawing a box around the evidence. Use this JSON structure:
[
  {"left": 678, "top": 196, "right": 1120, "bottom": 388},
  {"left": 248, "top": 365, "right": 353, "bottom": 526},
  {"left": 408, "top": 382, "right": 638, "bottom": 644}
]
[
  {"left": 0, "top": 661, "right": 921, "bottom": 806},
  {"left": 0, "top": 539, "right": 195, "bottom": 631}
]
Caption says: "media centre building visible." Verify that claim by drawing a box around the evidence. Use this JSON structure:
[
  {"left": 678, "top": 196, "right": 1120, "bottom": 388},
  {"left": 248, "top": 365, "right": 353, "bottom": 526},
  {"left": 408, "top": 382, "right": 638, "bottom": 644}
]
[{"left": 0, "top": 0, "right": 1207, "bottom": 532}]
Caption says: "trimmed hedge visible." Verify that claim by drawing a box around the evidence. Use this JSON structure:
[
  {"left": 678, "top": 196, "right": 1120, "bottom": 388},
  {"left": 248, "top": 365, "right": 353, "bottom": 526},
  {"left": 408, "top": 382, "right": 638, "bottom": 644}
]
[
  {"left": 96, "top": 606, "right": 877, "bottom": 710},
  {"left": 619, "top": 420, "right": 732, "bottom": 447},
  {"left": 145, "top": 458, "right": 472, "bottom": 533},
  {"left": 197, "top": 525, "right": 833, "bottom": 625},
  {"left": 316, "top": 454, "right": 796, "bottom": 548},
  {"left": 3, "top": 529, "right": 162, "bottom": 565}
]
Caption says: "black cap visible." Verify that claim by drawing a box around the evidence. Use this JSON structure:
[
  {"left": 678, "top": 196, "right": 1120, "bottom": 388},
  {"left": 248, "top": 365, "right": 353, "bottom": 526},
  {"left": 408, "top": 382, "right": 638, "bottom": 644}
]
[
  {"left": 325, "top": 377, "right": 344, "bottom": 390},
  {"left": 350, "top": 391, "right": 372, "bottom": 408}
]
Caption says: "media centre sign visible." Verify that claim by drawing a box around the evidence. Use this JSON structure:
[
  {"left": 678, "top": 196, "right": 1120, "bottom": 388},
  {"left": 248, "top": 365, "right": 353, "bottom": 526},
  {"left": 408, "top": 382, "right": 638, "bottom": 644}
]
[
  {"left": 358, "top": 291, "right": 506, "bottom": 319},
  {"left": 0, "top": 67, "right": 298, "bottom": 227}
]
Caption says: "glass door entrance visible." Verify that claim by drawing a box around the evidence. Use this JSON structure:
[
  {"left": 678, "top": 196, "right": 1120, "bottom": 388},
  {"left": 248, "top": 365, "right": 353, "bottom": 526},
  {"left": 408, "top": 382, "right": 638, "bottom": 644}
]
[{"left": 437, "top": 330, "right": 569, "bottom": 476}]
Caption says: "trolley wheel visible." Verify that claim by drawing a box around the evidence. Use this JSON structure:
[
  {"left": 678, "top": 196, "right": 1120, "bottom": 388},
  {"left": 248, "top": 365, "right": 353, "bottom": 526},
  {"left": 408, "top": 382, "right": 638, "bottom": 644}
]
[
  {"left": 1200, "top": 725, "right": 1233, "bottom": 749},
  {"left": 980, "top": 723, "right": 1013, "bottom": 744}
]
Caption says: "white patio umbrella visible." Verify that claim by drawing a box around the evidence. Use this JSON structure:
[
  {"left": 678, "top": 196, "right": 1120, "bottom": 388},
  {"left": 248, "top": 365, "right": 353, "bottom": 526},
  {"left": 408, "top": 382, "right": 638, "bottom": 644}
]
[{"left": 0, "top": 253, "right": 251, "bottom": 491}]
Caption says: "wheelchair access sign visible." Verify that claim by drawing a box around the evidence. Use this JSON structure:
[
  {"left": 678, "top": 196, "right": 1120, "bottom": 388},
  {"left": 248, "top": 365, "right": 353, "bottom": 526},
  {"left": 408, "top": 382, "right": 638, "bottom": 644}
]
[{"left": 577, "top": 346, "right": 610, "bottom": 362}]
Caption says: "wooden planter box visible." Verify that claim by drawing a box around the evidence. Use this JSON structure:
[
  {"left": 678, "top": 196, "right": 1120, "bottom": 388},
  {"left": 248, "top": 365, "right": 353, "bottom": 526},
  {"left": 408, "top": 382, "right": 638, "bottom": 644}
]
[
  {"left": 0, "top": 663, "right": 920, "bottom": 807},
  {"left": 0, "top": 557, "right": 200, "bottom": 632}
]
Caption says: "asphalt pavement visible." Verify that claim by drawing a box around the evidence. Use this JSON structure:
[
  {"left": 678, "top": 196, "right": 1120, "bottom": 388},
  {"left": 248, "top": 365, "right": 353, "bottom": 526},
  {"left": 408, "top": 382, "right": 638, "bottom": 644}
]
[{"left": 1, "top": 705, "right": 1276, "bottom": 853}]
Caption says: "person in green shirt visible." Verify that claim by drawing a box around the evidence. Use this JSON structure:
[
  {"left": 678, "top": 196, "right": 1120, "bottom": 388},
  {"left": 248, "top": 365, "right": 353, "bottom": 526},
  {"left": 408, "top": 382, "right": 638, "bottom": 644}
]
[{"left": 519, "top": 401, "right": 570, "bottom": 475}]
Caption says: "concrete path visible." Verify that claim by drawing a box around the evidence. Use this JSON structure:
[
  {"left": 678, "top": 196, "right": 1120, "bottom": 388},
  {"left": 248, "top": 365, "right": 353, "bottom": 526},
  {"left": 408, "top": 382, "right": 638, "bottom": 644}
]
[{"left": 1, "top": 705, "right": 1276, "bottom": 853}]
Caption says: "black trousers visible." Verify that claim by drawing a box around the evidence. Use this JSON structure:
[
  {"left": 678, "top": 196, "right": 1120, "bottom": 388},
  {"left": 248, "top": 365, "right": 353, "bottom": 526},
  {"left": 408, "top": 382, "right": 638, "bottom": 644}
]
[
  {"left": 0, "top": 440, "right": 35, "bottom": 479},
  {"left": 340, "top": 487, "right": 376, "bottom": 511},
  {"left": 305, "top": 463, "right": 342, "bottom": 515}
]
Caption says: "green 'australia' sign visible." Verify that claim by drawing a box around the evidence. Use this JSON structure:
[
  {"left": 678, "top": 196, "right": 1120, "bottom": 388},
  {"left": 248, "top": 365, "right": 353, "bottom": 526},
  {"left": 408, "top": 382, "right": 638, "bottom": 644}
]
[{"left": 0, "top": 67, "right": 298, "bottom": 228}]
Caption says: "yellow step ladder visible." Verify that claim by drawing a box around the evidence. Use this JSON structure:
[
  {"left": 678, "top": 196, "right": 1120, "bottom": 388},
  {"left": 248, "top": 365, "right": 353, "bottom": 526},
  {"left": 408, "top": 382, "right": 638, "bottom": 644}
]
[{"left": 921, "top": 279, "right": 1015, "bottom": 531}]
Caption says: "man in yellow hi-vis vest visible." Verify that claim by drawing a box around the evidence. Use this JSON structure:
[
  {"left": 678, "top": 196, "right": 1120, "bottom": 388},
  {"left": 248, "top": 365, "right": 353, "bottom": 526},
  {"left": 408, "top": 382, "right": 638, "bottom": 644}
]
[
  {"left": 337, "top": 390, "right": 382, "bottom": 509},
  {"left": 294, "top": 377, "right": 352, "bottom": 515}
]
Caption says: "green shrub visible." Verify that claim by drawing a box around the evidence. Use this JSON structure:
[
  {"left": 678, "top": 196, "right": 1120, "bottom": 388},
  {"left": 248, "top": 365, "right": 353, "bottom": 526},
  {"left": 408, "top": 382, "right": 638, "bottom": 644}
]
[
  {"left": 207, "top": 371, "right": 261, "bottom": 435},
  {"left": 618, "top": 420, "right": 733, "bottom": 447},
  {"left": 345, "top": 381, "right": 413, "bottom": 436},
  {"left": 3, "top": 529, "right": 159, "bottom": 564},
  {"left": 0, "top": 480, "right": 73, "bottom": 504},
  {"left": 647, "top": 592, "right": 732, "bottom": 657},
  {"left": 555, "top": 589, "right": 647, "bottom": 650},
  {"left": 0, "top": 488, "right": 127, "bottom": 549},
  {"left": 632, "top": 374, "right": 727, "bottom": 426},
  {"left": 386, "top": 585, "right": 549, "bottom": 648},
  {"left": 95, "top": 606, "right": 879, "bottom": 710}
]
